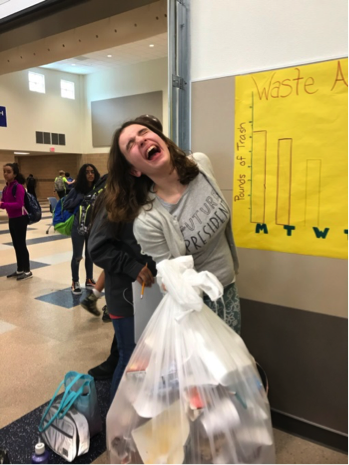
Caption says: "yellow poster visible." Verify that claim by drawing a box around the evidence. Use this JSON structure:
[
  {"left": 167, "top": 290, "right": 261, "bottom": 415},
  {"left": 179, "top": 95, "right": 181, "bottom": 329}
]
[{"left": 233, "top": 59, "right": 348, "bottom": 259}]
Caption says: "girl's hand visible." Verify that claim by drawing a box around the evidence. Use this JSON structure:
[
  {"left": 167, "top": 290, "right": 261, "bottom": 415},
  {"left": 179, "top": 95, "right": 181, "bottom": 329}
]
[{"left": 136, "top": 265, "right": 155, "bottom": 287}]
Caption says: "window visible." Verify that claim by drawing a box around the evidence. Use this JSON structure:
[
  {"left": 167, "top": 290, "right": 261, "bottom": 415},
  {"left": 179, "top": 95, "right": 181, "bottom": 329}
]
[
  {"left": 28, "top": 72, "right": 45, "bottom": 93},
  {"left": 61, "top": 80, "right": 75, "bottom": 99}
]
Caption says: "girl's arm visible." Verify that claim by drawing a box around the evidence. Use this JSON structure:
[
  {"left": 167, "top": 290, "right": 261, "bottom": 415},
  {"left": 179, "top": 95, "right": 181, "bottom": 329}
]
[
  {"left": 0, "top": 184, "right": 26, "bottom": 215},
  {"left": 133, "top": 216, "right": 173, "bottom": 264}
]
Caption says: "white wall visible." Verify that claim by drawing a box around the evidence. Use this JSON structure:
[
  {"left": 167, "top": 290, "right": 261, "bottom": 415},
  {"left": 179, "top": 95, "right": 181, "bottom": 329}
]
[
  {"left": 191, "top": 0, "right": 348, "bottom": 81},
  {"left": 82, "top": 57, "right": 168, "bottom": 153},
  {"left": 0, "top": 57, "right": 168, "bottom": 155},
  {"left": 0, "top": 67, "right": 84, "bottom": 152}
]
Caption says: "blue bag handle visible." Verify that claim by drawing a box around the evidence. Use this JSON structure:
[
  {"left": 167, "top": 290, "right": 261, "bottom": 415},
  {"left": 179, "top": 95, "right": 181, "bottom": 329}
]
[
  {"left": 57, "top": 378, "right": 91, "bottom": 419},
  {"left": 38, "top": 372, "right": 85, "bottom": 433}
]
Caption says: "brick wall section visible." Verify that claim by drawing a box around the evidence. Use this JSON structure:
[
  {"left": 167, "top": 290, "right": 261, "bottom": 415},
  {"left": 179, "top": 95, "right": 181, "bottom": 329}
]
[
  {"left": 17, "top": 154, "right": 82, "bottom": 199},
  {"left": 81, "top": 153, "right": 109, "bottom": 177}
]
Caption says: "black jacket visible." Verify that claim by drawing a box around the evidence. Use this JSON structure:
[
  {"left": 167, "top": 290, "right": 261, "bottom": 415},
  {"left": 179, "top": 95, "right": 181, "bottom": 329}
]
[{"left": 88, "top": 208, "right": 156, "bottom": 317}]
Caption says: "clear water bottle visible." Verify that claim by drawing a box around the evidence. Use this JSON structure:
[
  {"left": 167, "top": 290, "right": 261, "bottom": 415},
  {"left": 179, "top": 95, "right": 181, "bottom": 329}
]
[{"left": 31, "top": 440, "right": 49, "bottom": 464}]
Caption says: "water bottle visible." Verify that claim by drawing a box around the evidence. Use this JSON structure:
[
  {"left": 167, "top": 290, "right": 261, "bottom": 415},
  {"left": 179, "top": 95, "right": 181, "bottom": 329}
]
[{"left": 31, "top": 440, "right": 50, "bottom": 464}]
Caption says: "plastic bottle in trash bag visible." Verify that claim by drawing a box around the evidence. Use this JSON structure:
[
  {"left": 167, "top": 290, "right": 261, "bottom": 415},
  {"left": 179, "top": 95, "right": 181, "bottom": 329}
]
[{"left": 107, "top": 256, "right": 275, "bottom": 464}]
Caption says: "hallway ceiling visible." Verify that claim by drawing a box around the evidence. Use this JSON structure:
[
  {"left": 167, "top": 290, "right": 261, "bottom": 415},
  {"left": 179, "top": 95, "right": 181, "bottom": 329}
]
[
  {"left": 41, "top": 32, "right": 167, "bottom": 75},
  {"left": 0, "top": 0, "right": 167, "bottom": 76}
]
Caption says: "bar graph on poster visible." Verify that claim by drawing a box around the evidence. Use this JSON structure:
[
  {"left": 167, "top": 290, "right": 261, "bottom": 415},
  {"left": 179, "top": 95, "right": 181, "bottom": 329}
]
[{"left": 233, "top": 58, "right": 348, "bottom": 259}]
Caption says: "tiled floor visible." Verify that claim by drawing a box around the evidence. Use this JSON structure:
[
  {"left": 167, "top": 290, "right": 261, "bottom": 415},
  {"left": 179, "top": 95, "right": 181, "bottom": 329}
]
[{"left": 0, "top": 204, "right": 347, "bottom": 464}]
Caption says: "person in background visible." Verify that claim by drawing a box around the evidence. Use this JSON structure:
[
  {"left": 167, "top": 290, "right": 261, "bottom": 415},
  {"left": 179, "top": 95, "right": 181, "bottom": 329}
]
[
  {"left": 26, "top": 174, "right": 37, "bottom": 198},
  {"left": 65, "top": 172, "right": 74, "bottom": 195},
  {"left": 0, "top": 163, "right": 32, "bottom": 280},
  {"left": 104, "top": 119, "right": 241, "bottom": 334},
  {"left": 64, "top": 164, "right": 100, "bottom": 295},
  {"left": 54, "top": 170, "right": 73, "bottom": 199},
  {"left": 54, "top": 170, "right": 66, "bottom": 199},
  {"left": 80, "top": 269, "right": 111, "bottom": 322}
]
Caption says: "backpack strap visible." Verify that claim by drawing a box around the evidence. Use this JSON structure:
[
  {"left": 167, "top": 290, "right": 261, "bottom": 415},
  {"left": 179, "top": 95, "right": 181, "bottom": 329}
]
[
  {"left": 11, "top": 182, "right": 18, "bottom": 198},
  {"left": 11, "top": 182, "right": 28, "bottom": 216}
]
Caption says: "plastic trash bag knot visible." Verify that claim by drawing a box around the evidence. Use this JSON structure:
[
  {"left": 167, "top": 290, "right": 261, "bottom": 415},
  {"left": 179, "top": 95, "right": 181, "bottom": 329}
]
[{"left": 157, "top": 256, "right": 223, "bottom": 316}]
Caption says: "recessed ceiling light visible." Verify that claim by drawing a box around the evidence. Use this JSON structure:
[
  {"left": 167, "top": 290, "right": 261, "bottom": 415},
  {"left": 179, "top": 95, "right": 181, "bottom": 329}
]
[
  {"left": 107, "top": 54, "right": 112, "bottom": 58},
  {"left": 71, "top": 63, "right": 76, "bottom": 66},
  {"left": 149, "top": 44, "right": 155, "bottom": 48},
  {"left": 14, "top": 152, "right": 30, "bottom": 155}
]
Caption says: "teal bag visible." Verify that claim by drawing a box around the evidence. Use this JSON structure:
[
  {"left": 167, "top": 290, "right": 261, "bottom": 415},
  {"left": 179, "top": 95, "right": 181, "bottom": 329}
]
[{"left": 39, "top": 371, "right": 102, "bottom": 437}]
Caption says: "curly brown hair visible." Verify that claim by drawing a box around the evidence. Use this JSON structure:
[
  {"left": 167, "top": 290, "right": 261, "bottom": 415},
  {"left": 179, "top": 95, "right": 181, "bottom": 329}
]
[{"left": 105, "top": 120, "right": 199, "bottom": 224}]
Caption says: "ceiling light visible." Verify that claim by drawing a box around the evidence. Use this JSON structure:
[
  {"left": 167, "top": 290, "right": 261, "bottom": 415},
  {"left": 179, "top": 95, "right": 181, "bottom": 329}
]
[
  {"left": 107, "top": 54, "right": 112, "bottom": 58},
  {"left": 71, "top": 63, "right": 76, "bottom": 66},
  {"left": 14, "top": 152, "right": 30, "bottom": 155},
  {"left": 149, "top": 44, "right": 155, "bottom": 48}
]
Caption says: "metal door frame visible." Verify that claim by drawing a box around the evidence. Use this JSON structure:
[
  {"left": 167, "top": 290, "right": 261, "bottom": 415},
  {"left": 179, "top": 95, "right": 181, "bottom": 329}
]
[{"left": 167, "top": 0, "right": 190, "bottom": 152}]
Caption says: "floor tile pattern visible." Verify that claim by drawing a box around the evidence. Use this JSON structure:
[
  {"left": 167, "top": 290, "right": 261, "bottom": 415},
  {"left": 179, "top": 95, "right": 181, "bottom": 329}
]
[
  {"left": 4, "top": 235, "right": 69, "bottom": 246},
  {"left": 0, "top": 261, "right": 50, "bottom": 277},
  {"left": 36, "top": 287, "right": 91, "bottom": 309}
]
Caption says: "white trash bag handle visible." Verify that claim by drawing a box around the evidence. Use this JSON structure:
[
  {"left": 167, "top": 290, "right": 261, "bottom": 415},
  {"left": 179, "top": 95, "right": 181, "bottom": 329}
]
[{"left": 156, "top": 256, "right": 223, "bottom": 315}]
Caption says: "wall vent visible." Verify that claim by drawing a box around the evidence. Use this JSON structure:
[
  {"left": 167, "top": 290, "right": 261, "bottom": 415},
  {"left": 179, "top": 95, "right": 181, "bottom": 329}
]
[{"left": 35, "top": 131, "right": 66, "bottom": 146}]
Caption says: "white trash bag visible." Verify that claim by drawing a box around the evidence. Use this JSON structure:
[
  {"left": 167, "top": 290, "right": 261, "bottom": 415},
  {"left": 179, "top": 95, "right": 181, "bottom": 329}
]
[{"left": 107, "top": 256, "right": 275, "bottom": 464}]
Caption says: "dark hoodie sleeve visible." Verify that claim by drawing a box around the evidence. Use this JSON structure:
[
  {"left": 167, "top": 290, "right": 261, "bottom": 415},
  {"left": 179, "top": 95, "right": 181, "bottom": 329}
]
[
  {"left": 63, "top": 188, "right": 83, "bottom": 213},
  {"left": 88, "top": 208, "right": 145, "bottom": 280}
]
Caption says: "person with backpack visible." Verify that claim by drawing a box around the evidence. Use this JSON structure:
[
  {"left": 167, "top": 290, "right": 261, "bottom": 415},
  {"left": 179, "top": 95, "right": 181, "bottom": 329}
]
[
  {"left": 54, "top": 170, "right": 73, "bottom": 199},
  {"left": 64, "top": 172, "right": 74, "bottom": 195},
  {"left": 26, "top": 174, "right": 37, "bottom": 198},
  {"left": 64, "top": 163, "right": 100, "bottom": 295},
  {"left": 0, "top": 163, "right": 32, "bottom": 280}
]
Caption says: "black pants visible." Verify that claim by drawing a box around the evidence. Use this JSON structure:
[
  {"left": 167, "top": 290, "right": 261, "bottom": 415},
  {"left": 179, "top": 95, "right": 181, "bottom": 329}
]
[
  {"left": 9, "top": 216, "right": 30, "bottom": 272},
  {"left": 57, "top": 190, "right": 65, "bottom": 199},
  {"left": 103, "top": 336, "right": 119, "bottom": 370},
  {"left": 71, "top": 226, "right": 93, "bottom": 282}
]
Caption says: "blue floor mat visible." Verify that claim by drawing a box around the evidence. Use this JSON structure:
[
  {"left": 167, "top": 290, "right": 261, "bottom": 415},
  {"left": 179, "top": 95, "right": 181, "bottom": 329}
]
[
  {"left": 0, "top": 380, "right": 111, "bottom": 464},
  {"left": 35, "top": 287, "right": 93, "bottom": 309}
]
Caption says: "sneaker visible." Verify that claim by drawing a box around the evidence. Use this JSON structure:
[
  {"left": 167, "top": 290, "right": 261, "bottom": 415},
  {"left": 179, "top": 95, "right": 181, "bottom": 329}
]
[
  {"left": 85, "top": 278, "right": 96, "bottom": 290},
  {"left": 88, "top": 363, "right": 115, "bottom": 380},
  {"left": 17, "top": 271, "right": 33, "bottom": 281},
  {"left": 81, "top": 293, "right": 101, "bottom": 317},
  {"left": 102, "top": 305, "right": 112, "bottom": 323},
  {"left": 7, "top": 271, "right": 24, "bottom": 278},
  {"left": 71, "top": 281, "right": 82, "bottom": 295}
]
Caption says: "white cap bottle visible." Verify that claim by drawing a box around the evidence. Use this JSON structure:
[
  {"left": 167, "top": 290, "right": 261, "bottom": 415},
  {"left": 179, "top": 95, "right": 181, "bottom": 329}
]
[{"left": 31, "top": 440, "right": 50, "bottom": 464}]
